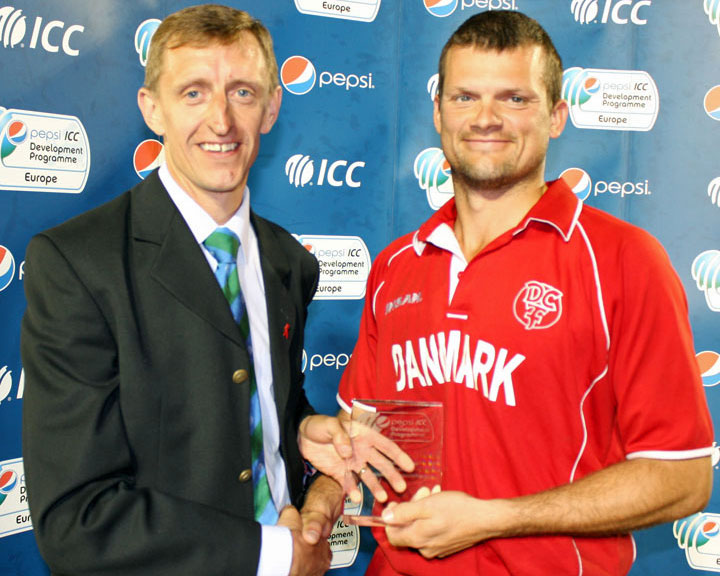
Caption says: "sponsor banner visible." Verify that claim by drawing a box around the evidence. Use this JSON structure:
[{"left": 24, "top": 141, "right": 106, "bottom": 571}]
[
  {"left": 562, "top": 68, "right": 659, "bottom": 131},
  {"left": 296, "top": 235, "right": 371, "bottom": 300},
  {"left": 0, "top": 458, "right": 31, "bottom": 539},
  {"left": 0, "top": 107, "right": 90, "bottom": 193},
  {"left": 294, "top": 0, "right": 381, "bottom": 22}
]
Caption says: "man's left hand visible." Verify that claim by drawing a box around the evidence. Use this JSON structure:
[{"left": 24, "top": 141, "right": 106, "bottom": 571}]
[{"left": 382, "top": 490, "right": 489, "bottom": 559}]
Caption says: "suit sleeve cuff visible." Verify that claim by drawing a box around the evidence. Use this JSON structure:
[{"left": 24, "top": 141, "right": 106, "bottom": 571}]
[{"left": 257, "top": 524, "right": 293, "bottom": 576}]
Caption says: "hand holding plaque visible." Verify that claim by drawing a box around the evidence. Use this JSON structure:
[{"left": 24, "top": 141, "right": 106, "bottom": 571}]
[{"left": 343, "top": 399, "right": 443, "bottom": 526}]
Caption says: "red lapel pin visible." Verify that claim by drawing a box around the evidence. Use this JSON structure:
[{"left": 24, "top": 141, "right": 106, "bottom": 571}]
[{"left": 283, "top": 323, "right": 290, "bottom": 340}]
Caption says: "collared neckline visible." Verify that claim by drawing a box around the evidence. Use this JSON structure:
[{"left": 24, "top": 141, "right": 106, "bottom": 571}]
[
  {"left": 159, "top": 164, "right": 253, "bottom": 264},
  {"left": 413, "top": 178, "right": 582, "bottom": 258}
]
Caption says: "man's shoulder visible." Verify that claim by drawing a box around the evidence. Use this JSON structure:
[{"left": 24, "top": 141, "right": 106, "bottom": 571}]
[
  {"left": 578, "top": 203, "right": 666, "bottom": 255},
  {"left": 373, "top": 231, "right": 418, "bottom": 271}
]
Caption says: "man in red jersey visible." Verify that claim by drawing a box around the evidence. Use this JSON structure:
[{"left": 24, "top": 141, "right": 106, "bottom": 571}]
[{"left": 337, "top": 10, "right": 714, "bottom": 576}]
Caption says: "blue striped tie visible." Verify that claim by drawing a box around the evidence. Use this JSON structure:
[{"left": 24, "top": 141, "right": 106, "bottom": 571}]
[{"left": 203, "top": 227, "right": 278, "bottom": 524}]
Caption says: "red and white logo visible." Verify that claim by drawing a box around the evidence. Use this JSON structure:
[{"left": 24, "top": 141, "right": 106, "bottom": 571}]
[{"left": 513, "top": 281, "right": 563, "bottom": 330}]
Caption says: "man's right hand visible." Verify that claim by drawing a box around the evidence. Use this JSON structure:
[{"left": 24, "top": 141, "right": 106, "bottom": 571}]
[{"left": 278, "top": 505, "right": 331, "bottom": 576}]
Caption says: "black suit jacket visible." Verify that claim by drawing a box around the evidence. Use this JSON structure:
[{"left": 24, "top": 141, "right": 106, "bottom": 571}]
[{"left": 21, "top": 171, "right": 319, "bottom": 575}]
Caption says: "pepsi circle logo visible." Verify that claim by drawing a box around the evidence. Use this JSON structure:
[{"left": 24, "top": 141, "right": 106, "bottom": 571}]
[
  {"left": 6, "top": 120, "right": 27, "bottom": 146},
  {"left": 0, "top": 469, "right": 17, "bottom": 495},
  {"left": 281, "top": 56, "right": 317, "bottom": 95},
  {"left": 0, "top": 246, "right": 15, "bottom": 292},
  {"left": 560, "top": 167, "right": 592, "bottom": 201},
  {"left": 424, "top": 0, "right": 458, "bottom": 18},
  {"left": 133, "top": 139, "right": 164, "bottom": 180},
  {"left": 704, "top": 86, "right": 720, "bottom": 121}
]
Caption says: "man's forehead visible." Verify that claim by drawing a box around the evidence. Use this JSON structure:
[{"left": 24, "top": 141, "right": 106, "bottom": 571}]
[
  {"left": 444, "top": 44, "right": 546, "bottom": 82},
  {"left": 160, "top": 38, "right": 269, "bottom": 82}
]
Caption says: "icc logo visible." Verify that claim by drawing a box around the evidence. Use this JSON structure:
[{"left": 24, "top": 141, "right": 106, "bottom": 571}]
[
  {"left": 692, "top": 250, "right": 720, "bottom": 312},
  {"left": 285, "top": 154, "right": 364, "bottom": 188},
  {"left": 513, "top": 281, "right": 563, "bottom": 330},
  {"left": 414, "top": 147, "right": 454, "bottom": 210},
  {"left": 571, "top": 0, "right": 652, "bottom": 25},
  {"left": 135, "top": 19, "right": 161, "bottom": 67},
  {"left": 0, "top": 6, "right": 84, "bottom": 55}
]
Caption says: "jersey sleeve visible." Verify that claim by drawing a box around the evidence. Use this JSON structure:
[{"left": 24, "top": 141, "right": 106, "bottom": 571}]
[{"left": 607, "top": 228, "right": 714, "bottom": 460}]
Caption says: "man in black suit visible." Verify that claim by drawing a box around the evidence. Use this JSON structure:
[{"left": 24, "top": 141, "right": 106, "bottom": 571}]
[{"left": 21, "top": 5, "right": 349, "bottom": 575}]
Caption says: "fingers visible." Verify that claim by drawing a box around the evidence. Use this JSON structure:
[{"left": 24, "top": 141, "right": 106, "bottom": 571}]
[
  {"left": 343, "top": 469, "right": 362, "bottom": 503},
  {"left": 357, "top": 466, "right": 388, "bottom": 503},
  {"left": 364, "top": 428, "right": 415, "bottom": 472}
]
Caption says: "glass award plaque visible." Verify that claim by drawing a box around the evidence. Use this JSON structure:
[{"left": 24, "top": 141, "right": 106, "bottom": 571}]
[{"left": 342, "top": 399, "right": 443, "bottom": 526}]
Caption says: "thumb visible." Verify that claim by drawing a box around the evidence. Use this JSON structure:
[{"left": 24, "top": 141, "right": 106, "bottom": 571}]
[
  {"left": 381, "top": 501, "right": 416, "bottom": 525},
  {"left": 278, "top": 505, "right": 302, "bottom": 529}
]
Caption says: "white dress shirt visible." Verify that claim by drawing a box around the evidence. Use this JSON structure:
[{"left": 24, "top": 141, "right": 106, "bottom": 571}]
[{"left": 159, "top": 165, "right": 293, "bottom": 576}]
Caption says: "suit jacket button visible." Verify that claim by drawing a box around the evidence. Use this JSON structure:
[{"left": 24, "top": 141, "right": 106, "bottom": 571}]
[
  {"left": 238, "top": 469, "right": 253, "bottom": 483},
  {"left": 232, "top": 369, "right": 249, "bottom": 384}
]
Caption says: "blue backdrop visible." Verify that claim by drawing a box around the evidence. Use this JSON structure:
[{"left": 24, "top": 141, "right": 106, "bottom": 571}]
[{"left": 2, "top": 1, "right": 720, "bottom": 574}]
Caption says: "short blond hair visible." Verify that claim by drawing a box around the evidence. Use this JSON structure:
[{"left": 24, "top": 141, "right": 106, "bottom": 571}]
[{"left": 144, "top": 4, "right": 278, "bottom": 94}]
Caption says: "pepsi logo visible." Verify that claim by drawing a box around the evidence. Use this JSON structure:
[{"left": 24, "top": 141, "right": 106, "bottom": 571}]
[
  {"left": 560, "top": 167, "right": 592, "bottom": 201},
  {"left": 705, "top": 86, "right": 720, "bottom": 121},
  {"left": 133, "top": 139, "right": 164, "bottom": 180},
  {"left": 0, "top": 469, "right": 17, "bottom": 495},
  {"left": 0, "top": 246, "right": 15, "bottom": 292},
  {"left": 423, "top": 0, "right": 458, "bottom": 17},
  {"left": 6, "top": 120, "right": 27, "bottom": 146},
  {"left": 281, "top": 56, "right": 317, "bottom": 95}
]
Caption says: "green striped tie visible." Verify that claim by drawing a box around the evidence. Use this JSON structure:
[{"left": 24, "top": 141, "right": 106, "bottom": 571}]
[{"left": 203, "top": 227, "right": 277, "bottom": 524}]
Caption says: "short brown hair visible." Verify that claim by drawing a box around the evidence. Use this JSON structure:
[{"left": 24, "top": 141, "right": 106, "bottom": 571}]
[
  {"left": 144, "top": 4, "right": 278, "bottom": 94},
  {"left": 437, "top": 11, "right": 563, "bottom": 106}
]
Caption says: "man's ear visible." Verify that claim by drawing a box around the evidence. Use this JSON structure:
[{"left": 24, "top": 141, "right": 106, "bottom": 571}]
[
  {"left": 549, "top": 99, "right": 569, "bottom": 140},
  {"left": 261, "top": 85, "right": 283, "bottom": 134},
  {"left": 137, "top": 87, "right": 165, "bottom": 137}
]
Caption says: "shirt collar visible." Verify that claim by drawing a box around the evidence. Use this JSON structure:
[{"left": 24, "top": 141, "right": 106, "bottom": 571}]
[
  {"left": 414, "top": 178, "right": 582, "bottom": 256},
  {"left": 159, "top": 164, "right": 253, "bottom": 262}
]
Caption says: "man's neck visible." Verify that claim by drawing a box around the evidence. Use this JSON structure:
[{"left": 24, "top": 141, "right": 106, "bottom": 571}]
[{"left": 452, "top": 179, "right": 547, "bottom": 262}]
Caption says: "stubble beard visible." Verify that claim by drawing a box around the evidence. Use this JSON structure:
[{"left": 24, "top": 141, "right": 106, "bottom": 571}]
[{"left": 448, "top": 147, "right": 547, "bottom": 195}]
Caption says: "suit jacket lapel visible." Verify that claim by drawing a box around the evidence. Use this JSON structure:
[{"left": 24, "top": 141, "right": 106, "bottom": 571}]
[
  {"left": 131, "top": 171, "right": 243, "bottom": 347},
  {"left": 252, "top": 212, "right": 296, "bottom": 425}
]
